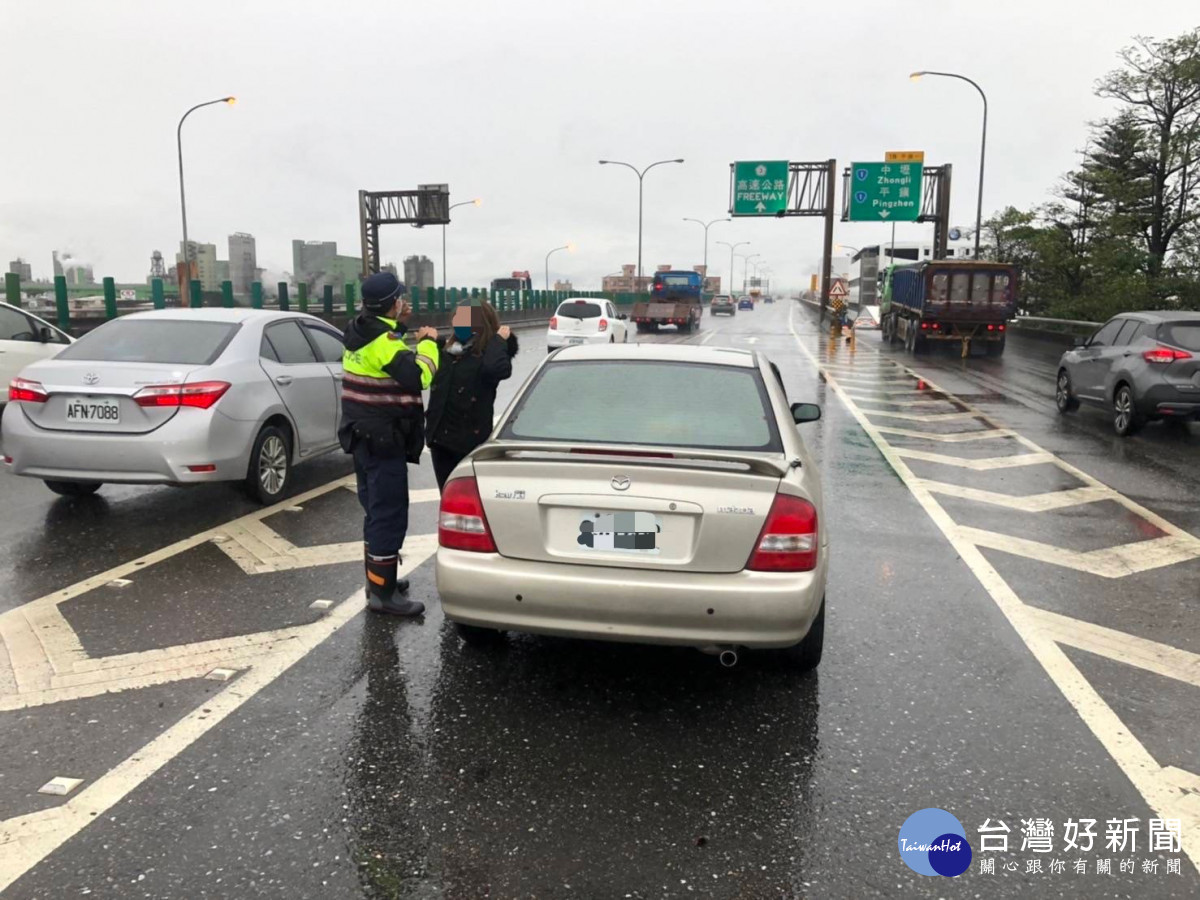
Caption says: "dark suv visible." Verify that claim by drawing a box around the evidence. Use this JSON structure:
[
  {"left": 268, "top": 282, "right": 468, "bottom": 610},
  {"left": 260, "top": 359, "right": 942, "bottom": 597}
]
[{"left": 1055, "top": 311, "right": 1200, "bottom": 435}]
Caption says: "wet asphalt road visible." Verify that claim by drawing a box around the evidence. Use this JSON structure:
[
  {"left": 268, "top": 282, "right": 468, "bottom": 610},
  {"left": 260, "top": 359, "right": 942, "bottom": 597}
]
[{"left": 1, "top": 304, "right": 1198, "bottom": 899}]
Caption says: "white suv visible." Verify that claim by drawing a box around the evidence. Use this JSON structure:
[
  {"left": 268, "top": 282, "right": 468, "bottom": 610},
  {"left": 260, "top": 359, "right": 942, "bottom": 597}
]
[{"left": 547, "top": 299, "right": 629, "bottom": 351}]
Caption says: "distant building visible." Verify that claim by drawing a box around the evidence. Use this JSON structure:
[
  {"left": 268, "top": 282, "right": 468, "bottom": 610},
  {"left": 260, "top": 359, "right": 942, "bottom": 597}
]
[
  {"left": 601, "top": 264, "right": 652, "bottom": 294},
  {"left": 148, "top": 250, "right": 167, "bottom": 284},
  {"left": 382, "top": 262, "right": 399, "bottom": 277},
  {"left": 703, "top": 276, "right": 721, "bottom": 294},
  {"left": 176, "top": 241, "right": 220, "bottom": 291},
  {"left": 228, "top": 233, "right": 257, "bottom": 297},
  {"left": 292, "top": 239, "right": 361, "bottom": 293},
  {"left": 552, "top": 280, "right": 573, "bottom": 292},
  {"left": 8, "top": 258, "right": 32, "bottom": 281},
  {"left": 53, "top": 251, "right": 94, "bottom": 286},
  {"left": 404, "top": 255, "right": 435, "bottom": 295},
  {"left": 215, "top": 260, "right": 231, "bottom": 286}
]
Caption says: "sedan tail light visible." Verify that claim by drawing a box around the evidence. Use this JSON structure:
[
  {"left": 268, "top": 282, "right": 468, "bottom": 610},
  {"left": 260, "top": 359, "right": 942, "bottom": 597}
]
[
  {"left": 133, "top": 381, "right": 231, "bottom": 409},
  {"left": 439, "top": 477, "right": 496, "bottom": 552},
  {"left": 549, "top": 316, "right": 558, "bottom": 330},
  {"left": 746, "top": 494, "right": 818, "bottom": 572},
  {"left": 9, "top": 378, "right": 48, "bottom": 403},
  {"left": 598, "top": 318, "right": 608, "bottom": 332},
  {"left": 1142, "top": 345, "right": 1192, "bottom": 364}
]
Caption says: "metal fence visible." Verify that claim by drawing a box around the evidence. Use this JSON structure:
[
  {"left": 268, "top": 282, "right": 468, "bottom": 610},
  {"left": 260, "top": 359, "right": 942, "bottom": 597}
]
[{"left": 2, "top": 272, "right": 655, "bottom": 336}]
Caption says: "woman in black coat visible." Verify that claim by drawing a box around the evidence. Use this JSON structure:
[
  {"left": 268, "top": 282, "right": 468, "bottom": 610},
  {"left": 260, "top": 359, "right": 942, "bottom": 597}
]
[{"left": 425, "top": 298, "right": 519, "bottom": 491}]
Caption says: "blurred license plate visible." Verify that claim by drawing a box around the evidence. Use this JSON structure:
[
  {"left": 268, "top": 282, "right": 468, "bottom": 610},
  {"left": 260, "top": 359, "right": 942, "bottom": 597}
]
[
  {"left": 65, "top": 397, "right": 121, "bottom": 424},
  {"left": 577, "top": 510, "right": 661, "bottom": 554},
  {"left": 567, "top": 337, "right": 586, "bottom": 344}
]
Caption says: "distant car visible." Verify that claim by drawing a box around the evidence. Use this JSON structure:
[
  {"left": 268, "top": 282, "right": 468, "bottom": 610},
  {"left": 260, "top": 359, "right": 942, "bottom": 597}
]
[
  {"left": 1055, "top": 311, "right": 1200, "bottom": 436},
  {"left": 547, "top": 299, "right": 629, "bottom": 351},
  {"left": 436, "top": 343, "right": 828, "bottom": 670},
  {"left": 763, "top": 296, "right": 775, "bottom": 304},
  {"left": 738, "top": 297, "right": 754, "bottom": 311},
  {"left": 0, "top": 301, "right": 73, "bottom": 400},
  {"left": 710, "top": 295, "right": 736, "bottom": 316},
  {"left": 3, "top": 309, "right": 347, "bottom": 501}
]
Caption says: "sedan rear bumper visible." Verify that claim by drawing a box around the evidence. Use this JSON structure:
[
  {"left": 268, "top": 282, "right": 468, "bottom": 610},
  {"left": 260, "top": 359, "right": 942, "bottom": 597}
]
[
  {"left": 1, "top": 404, "right": 257, "bottom": 484},
  {"left": 436, "top": 547, "right": 827, "bottom": 649}
]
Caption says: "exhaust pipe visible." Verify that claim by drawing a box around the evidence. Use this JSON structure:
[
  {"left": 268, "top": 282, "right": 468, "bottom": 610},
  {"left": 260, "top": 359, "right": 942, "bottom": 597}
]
[{"left": 718, "top": 649, "right": 738, "bottom": 668}]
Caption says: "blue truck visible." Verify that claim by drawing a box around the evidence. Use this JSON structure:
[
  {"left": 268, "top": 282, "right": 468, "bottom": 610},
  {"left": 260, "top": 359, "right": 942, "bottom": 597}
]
[
  {"left": 880, "top": 260, "right": 1019, "bottom": 356},
  {"left": 632, "top": 270, "right": 704, "bottom": 334}
]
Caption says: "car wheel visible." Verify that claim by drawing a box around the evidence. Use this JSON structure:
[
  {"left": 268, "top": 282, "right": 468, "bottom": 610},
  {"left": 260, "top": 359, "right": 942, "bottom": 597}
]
[
  {"left": 44, "top": 480, "right": 101, "bottom": 498},
  {"left": 454, "top": 621, "right": 504, "bottom": 647},
  {"left": 782, "top": 597, "right": 824, "bottom": 671},
  {"left": 1055, "top": 370, "right": 1080, "bottom": 413},
  {"left": 1112, "top": 384, "right": 1142, "bottom": 437},
  {"left": 246, "top": 424, "right": 292, "bottom": 503}
]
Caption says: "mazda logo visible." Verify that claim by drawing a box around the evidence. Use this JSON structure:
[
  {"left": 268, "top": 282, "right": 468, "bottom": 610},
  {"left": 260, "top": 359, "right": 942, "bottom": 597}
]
[
  {"left": 611, "top": 475, "right": 631, "bottom": 491},
  {"left": 83, "top": 372, "right": 99, "bottom": 385}
]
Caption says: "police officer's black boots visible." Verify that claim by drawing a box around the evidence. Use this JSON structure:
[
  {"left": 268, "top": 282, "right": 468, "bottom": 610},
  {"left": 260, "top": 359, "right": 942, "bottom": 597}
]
[{"left": 365, "top": 550, "right": 424, "bottom": 617}]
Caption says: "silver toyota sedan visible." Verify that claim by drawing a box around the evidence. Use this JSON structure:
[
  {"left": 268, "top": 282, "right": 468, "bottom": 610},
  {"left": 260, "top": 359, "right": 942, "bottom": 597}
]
[
  {"left": 435, "top": 343, "right": 827, "bottom": 670},
  {"left": 2, "top": 308, "right": 346, "bottom": 501}
]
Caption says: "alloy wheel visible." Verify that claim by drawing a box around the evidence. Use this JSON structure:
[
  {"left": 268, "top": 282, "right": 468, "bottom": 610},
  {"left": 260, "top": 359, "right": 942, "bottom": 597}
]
[
  {"left": 1114, "top": 388, "right": 1132, "bottom": 433},
  {"left": 258, "top": 435, "right": 288, "bottom": 496}
]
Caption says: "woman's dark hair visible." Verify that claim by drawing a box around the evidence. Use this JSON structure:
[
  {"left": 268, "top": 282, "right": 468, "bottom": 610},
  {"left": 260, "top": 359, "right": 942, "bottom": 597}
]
[{"left": 471, "top": 298, "right": 501, "bottom": 355}]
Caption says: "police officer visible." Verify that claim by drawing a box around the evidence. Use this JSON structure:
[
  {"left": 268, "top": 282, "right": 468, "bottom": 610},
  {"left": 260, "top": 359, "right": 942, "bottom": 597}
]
[{"left": 340, "top": 272, "right": 439, "bottom": 616}]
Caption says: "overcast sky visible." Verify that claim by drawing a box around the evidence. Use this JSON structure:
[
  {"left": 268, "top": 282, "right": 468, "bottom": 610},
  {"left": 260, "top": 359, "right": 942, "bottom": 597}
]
[{"left": 2, "top": 0, "right": 1197, "bottom": 293}]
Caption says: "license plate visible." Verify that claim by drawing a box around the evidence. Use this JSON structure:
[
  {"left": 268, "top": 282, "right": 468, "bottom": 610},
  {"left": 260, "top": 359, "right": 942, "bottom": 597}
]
[
  {"left": 567, "top": 337, "right": 586, "bottom": 344},
  {"left": 65, "top": 397, "right": 121, "bottom": 424},
  {"left": 577, "top": 511, "right": 661, "bottom": 554}
]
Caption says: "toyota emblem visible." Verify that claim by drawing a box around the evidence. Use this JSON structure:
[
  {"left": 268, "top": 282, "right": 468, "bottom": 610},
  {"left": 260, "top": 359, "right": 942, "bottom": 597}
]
[
  {"left": 83, "top": 372, "right": 99, "bottom": 385},
  {"left": 611, "top": 475, "right": 631, "bottom": 491}
]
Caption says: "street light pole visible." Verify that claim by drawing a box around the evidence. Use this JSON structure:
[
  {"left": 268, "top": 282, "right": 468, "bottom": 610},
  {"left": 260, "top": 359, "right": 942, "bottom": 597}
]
[
  {"left": 443, "top": 198, "right": 481, "bottom": 293},
  {"left": 911, "top": 70, "right": 988, "bottom": 257},
  {"left": 599, "top": 158, "right": 684, "bottom": 287},
  {"left": 716, "top": 241, "right": 749, "bottom": 296},
  {"left": 544, "top": 244, "right": 572, "bottom": 291},
  {"left": 177, "top": 96, "right": 235, "bottom": 286},
  {"left": 738, "top": 253, "right": 760, "bottom": 294},
  {"left": 682, "top": 217, "right": 730, "bottom": 279}
]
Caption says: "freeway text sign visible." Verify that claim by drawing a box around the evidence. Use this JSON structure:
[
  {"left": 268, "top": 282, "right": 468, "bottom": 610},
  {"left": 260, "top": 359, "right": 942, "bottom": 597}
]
[
  {"left": 732, "top": 161, "right": 789, "bottom": 216},
  {"left": 847, "top": 161, "right": 923, "bottom": 222}
]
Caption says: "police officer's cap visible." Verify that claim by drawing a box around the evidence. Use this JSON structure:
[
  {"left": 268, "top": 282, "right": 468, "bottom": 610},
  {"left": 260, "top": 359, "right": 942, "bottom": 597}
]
[{"left": 360, "top": 272, "right": 406, "bottom": 314}]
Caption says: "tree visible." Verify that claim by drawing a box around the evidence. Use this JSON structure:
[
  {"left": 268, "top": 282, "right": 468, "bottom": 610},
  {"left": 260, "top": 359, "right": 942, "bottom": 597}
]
[{"left": 1095, "top": 28, "right": 1200, "bottom": 278}]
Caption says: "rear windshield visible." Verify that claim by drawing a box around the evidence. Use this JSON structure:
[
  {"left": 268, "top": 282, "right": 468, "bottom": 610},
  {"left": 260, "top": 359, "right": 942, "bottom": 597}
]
[
  {"left": 661, "top": 275, "right": 695, "bottom": 286},
  {"left": 56, "top": 320, "right": 239, "bottom": 365},
  {"left": 1161, "top": 322, "right": 1200, "bottom": 351},
  {"left": 502, "top": 361, "right": 781, "bottom": 452},
  {"left": 557, "top": 302, "right": 602, "bottom": 319}
]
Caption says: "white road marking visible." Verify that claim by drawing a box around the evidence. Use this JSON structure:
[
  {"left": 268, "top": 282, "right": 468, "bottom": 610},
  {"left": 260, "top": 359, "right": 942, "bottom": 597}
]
[
  {"left": 957, "top": 527, "right": 1200, "bottom": 578},
  {"left": 854, "top": 408, "right": 977, "bottom": 422},
  {"left": 875, "top": 425, "right": 1015, "bottom": 443},
  {"left": 790, "top": 308, "right": 1200, "bottom": 871},
  {"left": 0, "top": 536, "right": 438, "bottom": 892},
  {"left": 918, "top": 480, "right": 1113, "bottom": 512},
  {"left": 893, "top": 447, "right": 1056, "bottom": 468}
]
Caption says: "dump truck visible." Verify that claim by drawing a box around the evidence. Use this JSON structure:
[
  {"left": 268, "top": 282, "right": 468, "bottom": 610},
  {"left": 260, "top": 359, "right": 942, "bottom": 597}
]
[
  {"left": 631, "top": 270, "right": 703, "bottom": 334},
  {"left": 879, "top": 260, "right": 1018, "bottom": 356}
]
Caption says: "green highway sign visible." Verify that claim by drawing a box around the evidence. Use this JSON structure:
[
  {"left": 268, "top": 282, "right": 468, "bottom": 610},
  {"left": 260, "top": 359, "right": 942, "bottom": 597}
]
[
  {"left": 732, "top": 160, "right": 789, "bottom": 216},
  {"left": 847, "top": 161, "right": 923, "bottom": 221}
]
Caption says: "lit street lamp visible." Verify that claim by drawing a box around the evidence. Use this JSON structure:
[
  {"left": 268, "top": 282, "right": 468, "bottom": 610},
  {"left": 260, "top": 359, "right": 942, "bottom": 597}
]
[
  {"left": 716, "top": 240, "right": 749, "bottom": 296},
  {"left": 545, "top": 243, "right": 574, "bottom": 291},
  {"left": 177, "top": 96, "right": 236, "bottom": 287},
  {"left": 599, "top": 158, "right": 684, "bottom": 284},
  {"left": 682, "top": 217, "right": 730, "bottom": 277},
  {"left": 444, "top": 198, "right": 481, "bottom": 292},
  {"left": 911, "top": 70, "right": 987, "bottom": 257}
]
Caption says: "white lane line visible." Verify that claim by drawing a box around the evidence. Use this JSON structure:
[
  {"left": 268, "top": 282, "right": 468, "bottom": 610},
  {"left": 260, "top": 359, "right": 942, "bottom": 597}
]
[
  {"left": 1025, "top": 606, "right": 1200, "bottom": 690},
  {"left": 875, "top": 426, "right": 1015, "bottom": 443},
  {"left": 893, "top": 447, "right": 1056, "bottom": 469},
  {"left": 699, "top": 329, "right": 718, "bottom": 344},
  {"left": 789, "top": 307, "right": 1200, "bottom": 871},
  {"left": 918, "top": 481, "right": 1112, "bottom": 512},
  {"left": 957, "top": 528, "right": 1200, "bottom": 579},
  {"left": 855, "top": 408, "right": 978, "bottom": 422},
  {"left": 0, "top": 535, "right": 439, "bottom": 893}
]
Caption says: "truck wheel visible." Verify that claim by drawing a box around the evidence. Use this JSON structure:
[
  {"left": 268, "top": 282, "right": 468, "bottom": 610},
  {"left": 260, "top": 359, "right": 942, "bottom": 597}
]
[{"left": 986, "top": 337, "right": 1006, "bottom": 356}]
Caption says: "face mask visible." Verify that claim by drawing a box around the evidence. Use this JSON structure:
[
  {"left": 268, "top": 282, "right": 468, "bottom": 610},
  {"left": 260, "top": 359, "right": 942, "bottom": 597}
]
[{"left": 454, "top": 325, "right": 473, "bottom": 343}]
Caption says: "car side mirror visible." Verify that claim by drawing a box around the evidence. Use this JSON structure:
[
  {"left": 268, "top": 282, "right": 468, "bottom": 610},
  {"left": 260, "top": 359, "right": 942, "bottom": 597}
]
[
  {"left": 791, "top": 402, "right": 821, "bottom": 424},
  {"left": 38, "top": 326, "right": 53, "bottom": 343}
]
